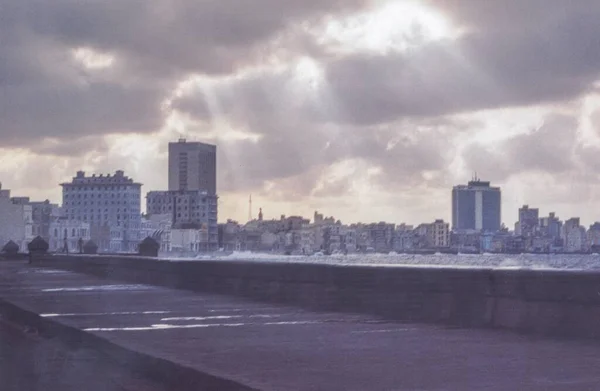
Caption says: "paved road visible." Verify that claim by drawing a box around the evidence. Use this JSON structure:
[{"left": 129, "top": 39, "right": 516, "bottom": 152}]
[{"left": 2, "top": 261, "right": 600, "bottom": 390}]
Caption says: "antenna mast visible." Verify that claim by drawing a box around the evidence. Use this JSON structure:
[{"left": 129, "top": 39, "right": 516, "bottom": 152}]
[{"left": 248, "top": 195, "right": 253, "bottom": 222}]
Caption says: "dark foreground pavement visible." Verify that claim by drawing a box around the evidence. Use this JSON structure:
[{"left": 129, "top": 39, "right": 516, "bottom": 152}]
[
  {"left": 2, "top": 261, "right": 600, "bottom": 391},
  {"left": 0, "top": 313, "right": 170, "bottom": 390}
]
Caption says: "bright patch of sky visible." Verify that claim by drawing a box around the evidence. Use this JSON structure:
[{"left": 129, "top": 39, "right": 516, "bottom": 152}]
[{"left": 318, "top": 0, "right": 458, "bottom": 54}]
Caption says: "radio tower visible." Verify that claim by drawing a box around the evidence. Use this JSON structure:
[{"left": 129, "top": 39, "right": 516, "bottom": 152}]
[{"left": 248, "top": 194, "right": 253, "bottom": 222}]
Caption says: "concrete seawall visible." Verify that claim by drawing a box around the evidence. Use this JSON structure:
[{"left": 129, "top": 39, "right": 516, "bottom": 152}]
[{"left": 34, "top": 255, "right": 600, "bottom": 340}]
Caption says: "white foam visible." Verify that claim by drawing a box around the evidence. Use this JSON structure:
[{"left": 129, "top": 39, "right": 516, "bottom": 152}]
[
  {"left": 41, "top": 311, "right": 170, "bottom": 318},
  {"left": 160, "top": 315, "right": 242, "bottom": 321},
  {"left": 85, "top": 323, "right": 245, "bottom": 331},
  {"left": 162, "top": 253, "right": 600, "bottom": 271},
  {"left": 42, "top": 284, "right": 152, "bottom": 292},
  {"left": 351, "top": 328, "right": 418, "bottom": 334},
  {"left": 85, "top": 319, "right": 325, "bottom": 332}
]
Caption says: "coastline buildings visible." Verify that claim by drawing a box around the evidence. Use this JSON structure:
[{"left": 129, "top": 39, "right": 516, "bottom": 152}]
[
  {"left": 0, "top": 185, "right": 33, "bottom": 251},
  {"left": 61, "top": 170, "right": 142, "bottom": 252},
  {"left": 562, "top": 217, "right": 587, "bottom": 253},
  {"left": 516, "top": 205, "right": 539, "bottom": 237},
  {"left": 168, "top": 139, "right": 217, "bottom": 194},
  {"left": 10, "top": 197, "right": 58, "bottom": 242},
  {"left": 49, "top": 220, "right": 91, "bottom": 252},
  {"left": 144, "top": 139, "right": 220, "bottom": 252},
  {"left": 452, "top": 178, "right": 501, "bottom": 232},
  {"left": 428, "top": 219, "right": 450, "bottom": 248},
  {"left": 146, "top": 190, "right": 218, "bottom": 251}
]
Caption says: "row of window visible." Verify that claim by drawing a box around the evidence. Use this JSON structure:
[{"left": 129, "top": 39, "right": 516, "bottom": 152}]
[
  {"left": 148, "top": 205, "right": 209, "bottom": 213},
  {"left": 147, "top": 198, "right": 209, "bottom": 204},
  {"left": 64, "top": 185, "right": 140, "bottom": 191},
  {"left": 64, "top": 208, "right": 136, "bottom": 213},
  {"left": 64, "top": 193, "right": 139, "bottom": 199},
  {"left": 176, "top": 213, "right": 207, "bottom": 218},
  {"left": 67, "top": 215, "right": 139, "bottom": 221},
  {"left": 64, "top": 201, "right": 138, "bottom": 206}
]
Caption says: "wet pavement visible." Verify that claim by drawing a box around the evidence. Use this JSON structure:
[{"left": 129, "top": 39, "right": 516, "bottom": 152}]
[
  {"left": 2, "top": 261, "right": 600, "bottom": 390},
  {"left": 0, "top": 313, "right": 170, "bottom": 391}
]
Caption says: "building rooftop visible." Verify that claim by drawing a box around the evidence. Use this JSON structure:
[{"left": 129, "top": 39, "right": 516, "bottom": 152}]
[
  {"left": 453, "top": 179, "right": 500, "bottom": 191},
  {"left": 60, "top": 170, "right": 142, "bottom": 186}
]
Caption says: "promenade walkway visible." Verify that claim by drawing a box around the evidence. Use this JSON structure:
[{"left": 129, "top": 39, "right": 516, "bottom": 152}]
[{"left": 1, "top": 261, "right": 600, "bottom": 390}]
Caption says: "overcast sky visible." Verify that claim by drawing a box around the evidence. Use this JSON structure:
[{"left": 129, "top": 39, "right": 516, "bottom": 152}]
[{"left": 2, "top": 0, "right": 600, "bottom": 226}]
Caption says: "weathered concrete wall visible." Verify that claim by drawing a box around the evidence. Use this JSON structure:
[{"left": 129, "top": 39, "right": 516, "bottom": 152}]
[{"left": 33, "top": 255, "right": 600, "bottom": 339}]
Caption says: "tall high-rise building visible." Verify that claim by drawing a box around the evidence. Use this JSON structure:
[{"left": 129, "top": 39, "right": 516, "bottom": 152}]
[
  {"left": 168, "top": 139, "right": 217, "bottom": 194},
  {"left": 452, "top": 178, "right": 501, "bottom": 232},
  {"left": 61, "top": 170, "right": 142, "bottom": 252}
]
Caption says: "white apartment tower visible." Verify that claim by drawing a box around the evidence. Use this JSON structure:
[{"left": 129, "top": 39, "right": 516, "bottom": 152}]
[
  {"left": 168, "top": 139, "right": 217, "bottom": 195},
  {"left": 61, "top": 170, "right": 142, "bottom": 252}
]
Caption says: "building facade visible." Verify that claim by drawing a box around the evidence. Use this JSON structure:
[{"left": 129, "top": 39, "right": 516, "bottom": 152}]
[
  {"left": 10, "top": 197, "right": 59, "bottom": 242},
  {"left": 517, "top": 205, "right": 539, "bottom": 237},
  {"left": 452, "top": 179, "right": 501, "bottom": 232},
  {"left": 168, "top": 139, "right": 217, "bottom": 194},
  {"left": 539, "top": 212, "right": 562, "bottom": 240},
  {"left": 588, "top": 222, "right": 600, "bottom": 251},
  {"left": 428, "top": 219, "right": 450, "bottom": 248},
  {"left": 0, "top": 186, "right": 33, "bottom": 251},
  {"left": 61, "top": 170, "right": 142, "bottom": 252},
  {"left": 49, "top": 220, "right": 91, "bottom": 252},
  {"left": 146, "top": 190, "right": 218, "bottom": 251},
  {"left": 562, "top": 217, "right": 587, "bottom": 252}
]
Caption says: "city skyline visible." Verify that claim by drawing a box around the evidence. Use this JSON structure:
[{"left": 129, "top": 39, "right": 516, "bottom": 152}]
[
  {"left": 5, "top": 164, "right": 600, "bottom": 231},
  {"left": 2, "top": 1, "right": 600, "bottom": 226}
]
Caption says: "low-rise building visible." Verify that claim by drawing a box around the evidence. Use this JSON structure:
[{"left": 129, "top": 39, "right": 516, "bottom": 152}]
[
  {"left": 299, "top": 225, "right": 317, "bottom": 254},
  {"left": 49, "top": 219, "right": 91, "bottom": 252},
  {"left": 588, "top": 222, "right": 600, "bottom": 251},
  {"left": 428, "top": 219, "right": 450, "bottom": 248},
  {"left": 0, "top": 186, "right": 33, "bottom": 251},
  {"left": 562, "top": 217, "right": 587, "bottom": 252},
  {"left": 451, "top": 229, "right": 481, "bottom": 252},
  {"left": 170, "top": 229, "right": 207, "bottom": 253},
  {"left": 218, "top": 220, "right": 241, "bottom": 251},
  {"left": 146, "top": 190, "right": 218, "bottom": 251}
]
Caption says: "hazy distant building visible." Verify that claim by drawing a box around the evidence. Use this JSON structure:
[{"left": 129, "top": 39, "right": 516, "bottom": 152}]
[
  {"left": 61, "top": 170, "right": 142, "bottom": 252},
  {"left": 517, "top": 205, "right": 539, "bottom": 237},
  {"left": 587, "top": 222, "right": 600, "bottom": 250},
  {"left": 10, "top": 197, "right": 58, "bottom": 242},
  {"left": 539, "top": 212, "right": 562, "bottom": 240},
  {"left": 168, "top": 139, "right": 217, "bottom": 194},
  {"left": 49, "top": 220, "right": 91, "bottom": 252},
  {"left": 0, "top": 185, "right": 33, "bottom": 251},
  {"left": 428, "top": 219, "right": 450, "bottom": 248},
  {"left": 562, "top": 217, "right": 587, "bottom": 252},
  {"left": 452, "top": 178, "right": 501, "bottom": 232},
  {"left": 146, "top": 190, "right": 218, "bottom": 251}
]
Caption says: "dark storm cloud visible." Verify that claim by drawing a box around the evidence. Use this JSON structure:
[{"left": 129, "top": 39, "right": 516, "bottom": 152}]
[
  {"left": 4, "top": 0, "right": 600, "bottom": 205},
  {"left": 177, "top": 1, "right": 600, "bottom": 129},
  {"left": 4, "top": 0, "right": 372, "bottom": 78},
  {"left": 322, "top": 7, "right": 600, "bottom": 125},
  {"left": 0, "top": 0, "right": 372, "bottom": 146}
]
